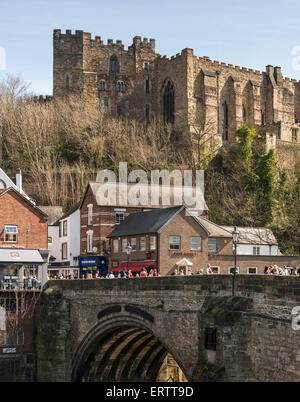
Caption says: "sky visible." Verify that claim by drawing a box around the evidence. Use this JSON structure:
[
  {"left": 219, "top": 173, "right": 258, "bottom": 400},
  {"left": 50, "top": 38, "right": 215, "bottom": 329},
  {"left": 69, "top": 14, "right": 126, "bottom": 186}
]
[{"left": 1, "top": 0, "right": 300, "bottom": 95}]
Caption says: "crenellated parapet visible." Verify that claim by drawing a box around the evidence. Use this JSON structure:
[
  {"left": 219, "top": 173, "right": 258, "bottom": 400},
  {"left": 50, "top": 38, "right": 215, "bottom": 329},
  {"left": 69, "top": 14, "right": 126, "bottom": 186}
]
[{"left": 52, "top": 29, "right": 300, "bottom": 158}]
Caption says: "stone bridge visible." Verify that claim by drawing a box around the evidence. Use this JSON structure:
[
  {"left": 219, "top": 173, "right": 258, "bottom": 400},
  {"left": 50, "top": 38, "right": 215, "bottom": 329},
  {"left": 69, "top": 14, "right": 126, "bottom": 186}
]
[{"left": 36, "top": 276, "right": 300, "bottom": 382}]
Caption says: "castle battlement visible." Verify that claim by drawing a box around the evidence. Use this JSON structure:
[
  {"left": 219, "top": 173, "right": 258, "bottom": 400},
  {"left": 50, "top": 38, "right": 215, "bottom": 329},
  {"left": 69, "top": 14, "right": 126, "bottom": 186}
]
[
  {"left": 195, "top": 55, "right": 265, "bottom": 78},
  {"left": 52, "top": 28, "right": 300, "bottom": 164}
]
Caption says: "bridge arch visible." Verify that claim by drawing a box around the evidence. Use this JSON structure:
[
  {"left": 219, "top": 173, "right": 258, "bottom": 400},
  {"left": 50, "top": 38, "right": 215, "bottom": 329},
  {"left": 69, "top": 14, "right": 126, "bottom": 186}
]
[{"left": 71, "top": 313, "right": 188, "bottom": 382}]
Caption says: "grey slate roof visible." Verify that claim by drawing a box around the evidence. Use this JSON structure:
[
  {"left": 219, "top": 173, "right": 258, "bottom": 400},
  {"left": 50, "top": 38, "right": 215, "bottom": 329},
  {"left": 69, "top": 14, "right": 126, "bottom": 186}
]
[
  {"left": 197, "top": 217, "right": 233, "bottom": 238},
  {"left": 38, "top": 206, "right": 63, "bottom": 225},
  {"left": 86, "top": 181, "right": 209, "bottom": 211},
  {"left": 221, "top": 226, "right": 278, "bottom": 245},
  {"left": 107, "top": 206, "right": 185, "bottom": 237}
]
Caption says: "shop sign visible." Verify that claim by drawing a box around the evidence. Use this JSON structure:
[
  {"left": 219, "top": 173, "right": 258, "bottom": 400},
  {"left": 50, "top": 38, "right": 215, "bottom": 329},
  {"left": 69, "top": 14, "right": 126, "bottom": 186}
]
[
  {"left": 80, "top": 258, "right": 98, "bottom": 266},
  {"left": 3, "top": 348, "right": 16, "bottom": 354},
  {"left": 172, "top": 252, "right": 197, "bottom": 257}
]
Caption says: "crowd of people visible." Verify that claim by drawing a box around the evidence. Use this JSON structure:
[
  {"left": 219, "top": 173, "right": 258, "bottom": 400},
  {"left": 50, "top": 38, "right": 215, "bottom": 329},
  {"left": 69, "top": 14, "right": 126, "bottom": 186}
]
[
  {"left": 48, "top": 263, "right": 300, "bottom": 280},
  {"left": 263, "top": 265, "right": 299, "bottom": 276}
]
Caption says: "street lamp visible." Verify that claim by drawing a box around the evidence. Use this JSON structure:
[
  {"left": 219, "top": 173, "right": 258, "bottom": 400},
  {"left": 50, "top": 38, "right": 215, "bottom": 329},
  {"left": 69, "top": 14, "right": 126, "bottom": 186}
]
[
  {"left": 232, "top": 226, "right": 239, "bottom": 296},
  {"left": 126, "top": 243, "right": 132, "bottom": 274}
]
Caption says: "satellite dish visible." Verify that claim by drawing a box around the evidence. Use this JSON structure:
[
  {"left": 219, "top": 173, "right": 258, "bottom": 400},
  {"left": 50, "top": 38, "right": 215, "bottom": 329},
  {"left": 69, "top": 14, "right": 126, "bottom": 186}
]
[{"left": 93, "top": 247, "right": 98, "bottom": 253}]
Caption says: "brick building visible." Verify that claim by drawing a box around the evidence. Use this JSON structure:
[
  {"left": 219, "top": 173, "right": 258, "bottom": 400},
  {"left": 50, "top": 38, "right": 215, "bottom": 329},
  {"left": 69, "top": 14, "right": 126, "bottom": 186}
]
[
  {"left": 0, "top": 187, "right": 49, "bottom": 382},
  {"left": 53, "top": 29, "right": 300, "bottom": 167},
  {"left": 0, "top": 188, "right": 48, "bottom": 250},
  {"left": 79, "top": 182, "right": 155, "bottom": 277},
  {"left": 79, "top": 181, "right": 208, "bottom": 277},
  {"left": 107, "top": 206, "right": 233, "bottom": 276},
  {"left": 107, "top": 206, "right": 300, "bottom": 276}
]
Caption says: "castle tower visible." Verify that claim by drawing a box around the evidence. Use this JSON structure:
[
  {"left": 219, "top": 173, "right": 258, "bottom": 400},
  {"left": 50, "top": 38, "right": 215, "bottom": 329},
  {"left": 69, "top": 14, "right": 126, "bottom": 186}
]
[{"left": 53, "top": 29, "right": 300, "bottom": 167}]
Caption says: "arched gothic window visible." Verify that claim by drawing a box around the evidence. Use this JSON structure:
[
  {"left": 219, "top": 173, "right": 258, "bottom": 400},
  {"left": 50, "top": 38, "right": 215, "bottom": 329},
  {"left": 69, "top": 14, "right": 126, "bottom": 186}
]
[
  {"left": 222, "top": 102, "right": 229, "bottom": 141},
  {"left": 163, "top": 80, "right": 175, "bottom": 124},
  {"left": 99, "top": 80, "right": 106, "bottom": 92},
  {"left": 110, "top": 55, "right": 119, "bottom": 73}
]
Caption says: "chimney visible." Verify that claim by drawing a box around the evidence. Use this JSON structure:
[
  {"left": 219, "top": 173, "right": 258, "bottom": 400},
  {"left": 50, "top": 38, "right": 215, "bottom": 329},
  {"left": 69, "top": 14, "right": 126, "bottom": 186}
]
[{"left": 16, "top": 169, "right": 22, "bottom": 193}]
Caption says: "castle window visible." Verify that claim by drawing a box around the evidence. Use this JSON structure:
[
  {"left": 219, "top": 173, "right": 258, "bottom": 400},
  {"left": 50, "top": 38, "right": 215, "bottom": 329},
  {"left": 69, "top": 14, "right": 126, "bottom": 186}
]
[
  {"left": 146, "top": 78, "right": 150, "bottom": 94},
  {"left": 295, "top": 114, "right": 298, "bottom": 124},
  {"left": 292, "top": 128, "right": 298, "bottom": 142},
  {"left": 243, "top": 106, "right": 246, "bottom": 122},
  {"left": 117, "top": 102, "right": 125, "bottom": 116},
  {"left": 100, "top": 98, "right": 108, "bottom": 112},
  {"left": 99, "top": 80, "right": 106, "bottom": 92},
  {"left": 222, "top": 102, "right": 229, "bottom": 140},
  {"left": 104, "top": 98, "right": 108, "bottom": 112},
  {"left": 277, "top": 126, "right": 281, "bottom": 140},
  {"left": 261, "top": 110, "right": 265, "bottom": 126},
  {"left": 66, "top": 74, "right": 70, "bottom": 89},
  {"left": 163, "top": 80, "right": 175, "bottom": 124},
  {"left": 117, "top": 81, "right": 124, "bottom": 93},
  {"left": 205, "top": 328, "right": 217, "bottom": 351},
  {"left": 110, "top": 55, "right": 119, "bottom": 73},
  {"left": 144, "top": 63, "right": 149, "bottom": 71},
  {"left": 146, "top": 104, "right": 150, "bottom": 123}
]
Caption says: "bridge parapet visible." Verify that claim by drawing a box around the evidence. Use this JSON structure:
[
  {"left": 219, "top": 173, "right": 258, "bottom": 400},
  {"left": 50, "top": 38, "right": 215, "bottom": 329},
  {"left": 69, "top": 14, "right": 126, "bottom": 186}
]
[{"left": 36, "top": 276, "right": 300, "bottom": 382}]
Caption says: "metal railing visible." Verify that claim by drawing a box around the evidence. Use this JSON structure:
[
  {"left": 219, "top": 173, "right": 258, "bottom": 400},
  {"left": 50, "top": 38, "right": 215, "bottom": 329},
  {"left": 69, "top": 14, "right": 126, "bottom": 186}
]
[{"left": 0, "top": 279, "right": 42, "bottom": 291}]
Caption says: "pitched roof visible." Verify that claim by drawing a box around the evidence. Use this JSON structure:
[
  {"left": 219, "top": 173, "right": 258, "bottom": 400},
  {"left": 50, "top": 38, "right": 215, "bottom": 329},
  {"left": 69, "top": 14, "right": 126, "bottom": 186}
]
[
  {"left": 38, "top": 206, "right": 64, "bottom": 225},
  {"left": 0, "top": 167, "right": 33, "bottom": 203},
  {"left": 197, "top": 217, "right": 233, "bottom": 238},
  {"left": 221, "top": 226, "right": 278, "bottom": 245},
  {"left": 82, "top": 181, "right": 209, "bottom": 211},
  {"left": 56, "top": 201, "right": 81, "bottom": 223},
  {"left": 0, "top": 187, "right": 48, "bottom": 220},
  {"left": 107, "top": 206, "right": 184, "bottom": 237}
]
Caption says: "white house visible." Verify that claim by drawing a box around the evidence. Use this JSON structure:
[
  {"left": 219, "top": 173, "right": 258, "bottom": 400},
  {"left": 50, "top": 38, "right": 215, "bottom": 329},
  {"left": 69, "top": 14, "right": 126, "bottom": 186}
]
[
  {"left": 48, "top": 202, "right": 81, "bottom": 277},
  {"left": 221, "top": 226, "right": 281, "bottom": 256},
  {"left": 0, "top": 167, "right": 33, "bottom": 202}
]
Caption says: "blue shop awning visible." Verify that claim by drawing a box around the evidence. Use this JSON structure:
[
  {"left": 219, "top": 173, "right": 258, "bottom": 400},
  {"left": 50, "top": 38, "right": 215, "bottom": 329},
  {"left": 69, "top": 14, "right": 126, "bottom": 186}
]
[{"left": 0, "top": 249, "right": 44, "bottom": 265}]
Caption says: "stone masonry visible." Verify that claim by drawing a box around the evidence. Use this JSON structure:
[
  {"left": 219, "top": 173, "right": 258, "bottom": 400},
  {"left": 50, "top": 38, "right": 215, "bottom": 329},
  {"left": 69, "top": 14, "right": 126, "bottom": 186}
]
[
  {"left": 36, "top": 275, "right": 300, "bottom": 382},
  {"left": 53, "top": 30, "right": 300, "bottom": 167}
]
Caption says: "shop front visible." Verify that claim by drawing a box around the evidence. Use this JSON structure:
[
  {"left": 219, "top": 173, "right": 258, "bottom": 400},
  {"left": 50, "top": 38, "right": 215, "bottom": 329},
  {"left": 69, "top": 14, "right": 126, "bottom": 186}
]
[
  {"left": 48, "top": 261, "right": 80, "bottom": 279},
  {"left": 0, "top": 249, "right": 45, "bottom": 290},
  {"left": 111, "top": 261, "right": 157, "bottom": 276},
  {"left": 79, "top": 256, "right": 108, "bottom": 278}
]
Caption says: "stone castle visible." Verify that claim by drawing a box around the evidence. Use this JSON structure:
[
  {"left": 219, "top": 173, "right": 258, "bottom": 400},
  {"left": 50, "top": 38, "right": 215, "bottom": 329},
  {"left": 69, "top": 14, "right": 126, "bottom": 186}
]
[{"left": 53, "top": 29, "right": 300, "bottom": 168}]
